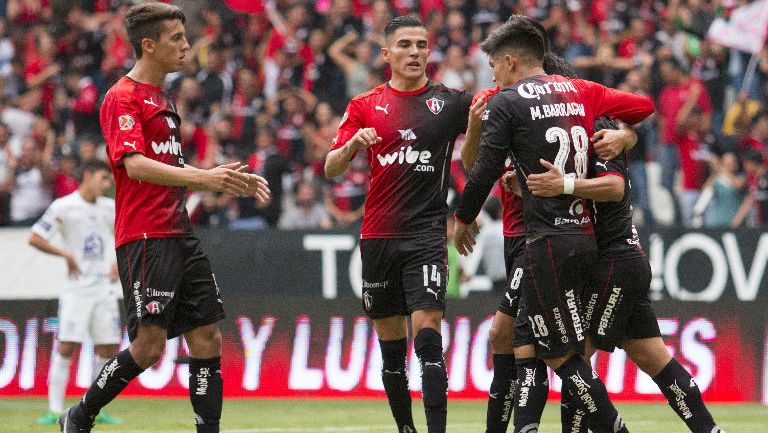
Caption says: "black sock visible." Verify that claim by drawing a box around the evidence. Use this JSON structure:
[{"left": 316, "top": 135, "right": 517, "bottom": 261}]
[
  {"left": 190, "top": 357, "right": 223, "bottom": 433},
  {"left": 513, "top": 357, "right": 549, "bottom": 433},
  {"left": 380, "top": 338, "right": 416, "bottom": 433},
  {"left": 415, "top": 328, "right": 447, "bottom": 433},
  {"left": 560, "top": 382, "right": 588, "bottom": 433},
  {"left": 72, "top": 349, "right": 144, "bottom": 424},
  {"left": 653, "top": 359, "right": 722, "bottom": 433},
  {"left": 485, "top": 354, "right": 515, "bottom": 433},
  {"left": 555, "top": 355, "right": 628, "bottom": 433}
]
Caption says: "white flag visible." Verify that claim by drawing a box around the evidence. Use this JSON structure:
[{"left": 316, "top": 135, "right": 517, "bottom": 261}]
[{"left": 707, "top": 0, "right": 768, "bottom": 54}]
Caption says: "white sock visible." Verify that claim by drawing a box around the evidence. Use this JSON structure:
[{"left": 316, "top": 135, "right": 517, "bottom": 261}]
[
  {"left": 48, "top": 352, "right": 71, "bottom": 413},
  {"left": 92, "top": 354, "right": 110, "bottom": 382}
]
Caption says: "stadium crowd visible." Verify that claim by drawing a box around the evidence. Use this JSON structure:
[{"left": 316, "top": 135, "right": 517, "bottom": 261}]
[{"left": 0, "top": 0, "right": 766, "bottom": 230}]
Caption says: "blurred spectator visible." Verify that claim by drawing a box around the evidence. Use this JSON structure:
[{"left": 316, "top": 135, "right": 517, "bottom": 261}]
[
  {"left": 740, "top": 110, "right": 768, "bottom": 164},
  {"left": 190, "top": 192, "right": 230, "bottom": 228},
  {"left": 678, "top": 110, "right": 711, "bottom": 225},
  {"left": 704, "top": 152, "right": 746, "bottom": 228},
  {"left": 279, "top": 180, "right": 332, "bottom": 230},
  {"left": 196, "top": 43, "right": 234, "bottom": 115},
  {"left": 0, "top": 122, "right": 10, "bottom": 224},
  {"left": 736, "top": 148, "right": 768, "bottom": 228},
  {"left": 7, "top": 139, "right": 53, "bottom": 226},
  {"left": 302, "top": 101, "right": 340, "bottom": 178},
  {"left": 77, "top": 138, "right": 98, "bottom": 164},
  {"left": 240, "top": 128, "right": 290, "bottom": 228},
  {"left": 328, "top": 31, "right": 375, "bottom": 100},
  {"left": 65, "top": 68, "right": 100, "bottom": 140},
  {"left": 52, "top": 153, "right": 78, "bottom": 198},
  {"left": 324, "top": 151, "right": 367, "bottom": 229},
  {"left": 657, "top": 57, "right": 712, "bottom": 224},
  {"left": 475, "top": 196, "right": 505, "bottom": 292},
  {"left": 435, "top": 45, "right": 474, "bottom": 90}
]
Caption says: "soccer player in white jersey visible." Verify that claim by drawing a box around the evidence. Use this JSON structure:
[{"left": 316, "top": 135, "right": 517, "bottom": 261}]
[{"left": 30, "top": 160, "right": 123, "bottom": 426}]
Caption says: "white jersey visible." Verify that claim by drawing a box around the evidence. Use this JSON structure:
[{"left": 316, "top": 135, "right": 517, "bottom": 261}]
[{"left": 32, "top": 191, "right": 116, "bottom": 294}]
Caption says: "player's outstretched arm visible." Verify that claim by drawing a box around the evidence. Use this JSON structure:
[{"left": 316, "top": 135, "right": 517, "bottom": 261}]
[
  {"left": 527, "top": 159, "right": 624, "bottom": 202},
  {"left": 592, "top": 125, "right": 638, "bottom": 160},
  {"left": 461, "top": 94, "right": 487, "bottom": 171},
  {"left": 324, "top": 127, "right": 380, "bottom": 178},
  {"left": 28, "top": 233, "right": 81, "bottom": 279},
  {"left": 123, "top": 153, "right": 251, "bottom": 195}
]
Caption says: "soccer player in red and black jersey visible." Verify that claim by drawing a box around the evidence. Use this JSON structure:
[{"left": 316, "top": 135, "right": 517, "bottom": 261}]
[
  {"left": 59, "top": 4, "right": 269, "bottom": 433},
  {"left": 325, "top": 15, "right": 472, "bottom": 433},
  {"left": 454, "top": 17, "right": 654, "bottom": 433}
]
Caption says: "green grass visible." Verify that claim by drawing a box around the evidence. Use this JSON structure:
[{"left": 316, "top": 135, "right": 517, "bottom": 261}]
[{"left": 1, "top": 398, "right": 764, "bottom": 433}]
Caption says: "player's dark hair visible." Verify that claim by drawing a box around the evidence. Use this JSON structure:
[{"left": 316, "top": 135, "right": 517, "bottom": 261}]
[
  {"left": 82, "top": 159, "right": 111, "bottom": 175},
  {"left": 125, "top": 2, "right": 186, "bottom": 59},
  {"left": 384, "top": 15, "right": 426, "bottom": 40},
  {"left": 480, "top": 15, "right": 545, "bottom": 62},
  {"left": 543, "top": 52, "right": 580, "bottom": 79},
  {"left": 524, "top": 17, "right": 550, "bottom": 53}
]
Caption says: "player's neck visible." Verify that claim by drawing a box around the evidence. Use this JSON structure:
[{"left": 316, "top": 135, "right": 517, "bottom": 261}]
[
  {"left": 78, "top": 188, "right": 97, "bottom": 204},
  {"left": 127, "top": 59, "right": 167, "bottom": 88},
  {"left": 388, "top": 75, "right": 429, "bottom": 93},
  {"left": 518, "top": 65, "right": 546, "bottom": 81}
]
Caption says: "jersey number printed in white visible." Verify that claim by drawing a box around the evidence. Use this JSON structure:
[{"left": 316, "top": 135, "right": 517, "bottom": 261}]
[
  {"left": 423, "top": 264, "right": 441, "bottom": 287},
  {"left": 546, "top": 126, "right": 589, "bottom": 179}
]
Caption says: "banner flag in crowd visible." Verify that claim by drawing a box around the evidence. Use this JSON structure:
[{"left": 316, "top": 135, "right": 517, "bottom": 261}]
[{"left": 707, "top": 0, "right": 768, "bottom": 54}]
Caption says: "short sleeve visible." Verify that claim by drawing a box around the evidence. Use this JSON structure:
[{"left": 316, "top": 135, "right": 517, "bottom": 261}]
[
  {"left": 31, "top": 201, "right": 61, "bottom": 240},
  {"left": 331, "top": 99, "right": 366, "bottom": 150},
  {"left": 103, "top": 93, "right": 145, "bottom": 166}
]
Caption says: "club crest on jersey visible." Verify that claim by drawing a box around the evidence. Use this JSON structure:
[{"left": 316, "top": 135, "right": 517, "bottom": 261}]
[
  {"left": 425, "top": 97, "right": 444, "bottom": 115},
  {"left": 118, "top": 114, "right": 135, "bottom": 131}
]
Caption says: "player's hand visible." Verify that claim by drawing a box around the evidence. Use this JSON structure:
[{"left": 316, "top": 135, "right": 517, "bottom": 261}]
[
  {"left": 468, "top": 94, "right": 487, "bottom": 126},
  {"left": 527, "top": 159, "right": 565, "bottom": 197},
  {"left": 235, "top": 166, "right": 272, "bottom": 204},
  {"left": 592, "top": 129, "right": 626, "bottom": 160},
  {"left": 454, "top": 219, "right": 480, "bottom": 256},
  {"left": 109, "top": 262, "right": 119, "bottom": 283},
  {"left": 204, "top": 162, "right": 251, "bottom": 196},
  {"left": 64, "top": 253, "right": 81, "bottom": 280},
  {"left": 501, "top": 170, "right": 517, "bottom": 193},
  {"left": 348, "top": 128, "right": 381, "bottom": 152}
]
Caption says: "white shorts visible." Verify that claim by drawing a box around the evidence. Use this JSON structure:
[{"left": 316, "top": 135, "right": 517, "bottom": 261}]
[{"left": 57, "top": 291, "right": 122, "bottom": 345}]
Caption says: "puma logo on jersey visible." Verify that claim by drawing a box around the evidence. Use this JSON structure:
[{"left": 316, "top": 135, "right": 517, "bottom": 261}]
[
  {"left": 123, "top": 141, "right": 137, "bottom": 150},
  {"left": 505, "top": 292, "right": 517, "bottom": 306},
  {"left": 398, "top": 129, "right": 417, "bottom": 140},
  {"left": 144, "top": 97, "right": 159, "bottom": 107},
  {"left": 595, "top": 161, "right": 608, "bottom": 171},
  {"left": 375, "top": 104, "right": 389, "bottom": 115},
  {"left": 426, "top": 288, "right": 440, "bottom": 300}
]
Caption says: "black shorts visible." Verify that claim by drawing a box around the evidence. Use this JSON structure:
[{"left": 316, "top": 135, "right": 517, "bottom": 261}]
[
  {"left": 116, "top": 236, "right": 225, "bottom": 342},
  {"left": 497, "top": 236, "right": 526, "bottom": 317},
  {"left": 359, "top": 236, "right": 447, "bottom": 319},
  {"left": 584, "top": 256, "right": 661, "bottom": 352},
  {"left": 522, "top": 234, "right": 596, "bottom": 359}
]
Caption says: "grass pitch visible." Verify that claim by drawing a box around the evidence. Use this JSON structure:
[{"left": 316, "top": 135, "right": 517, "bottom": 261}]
[{"left": 1, "top": 398, "right": 764, "bottom": 433}]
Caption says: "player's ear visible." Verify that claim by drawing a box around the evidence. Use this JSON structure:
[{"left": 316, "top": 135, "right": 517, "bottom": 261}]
[
  {"left": 140, "top": 37, "right": 156, "bottom": 55},
  {"left": 381, "top": 46, "right": 390, "bottom": 64}
]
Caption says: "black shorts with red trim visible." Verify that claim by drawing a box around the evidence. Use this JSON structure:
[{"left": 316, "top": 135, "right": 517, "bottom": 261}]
[
  {"left": 116, "top": 236, "right": 225, "bottom": 342},
  {"left": 583, "top": 255, "right": 661, "bottom": 352},
  {"left": 521, "top": 234, "right": 596, "bottom": 359},
  {"left": 359, "top": 235, "right": 447, "bottom": 319},
  {"left": 497, "top": 235, "right": 526, "bottom": 317}
]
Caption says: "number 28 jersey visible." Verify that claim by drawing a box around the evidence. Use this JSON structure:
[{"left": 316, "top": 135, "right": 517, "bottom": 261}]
[
  {"left": 333, "top": 82, "right": 471, "bottom": 238},
  {"left": 456, "top": 75, "right": 655, "bottom": 237}
]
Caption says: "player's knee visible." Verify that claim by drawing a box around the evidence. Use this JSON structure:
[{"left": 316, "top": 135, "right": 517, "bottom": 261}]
[
  {"left": 187, "top": 326, "right": 223, "bottom": 358},
  {"left": 488, "top": 325, "right": 513, "bottom": 353}
]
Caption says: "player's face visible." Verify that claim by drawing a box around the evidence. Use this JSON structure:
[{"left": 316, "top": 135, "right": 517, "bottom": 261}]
[
  {"left": 382, "top": 27, "right": 429, "bottom": 81},
  {"left": 85, "top": 170, "right": 113, "bottom": 197},
  {"left": 489, "top": 53, "right": 514, "bottom": 87},
  {"left": 152, "top": 19, "right": 190, "bottom": 73}
]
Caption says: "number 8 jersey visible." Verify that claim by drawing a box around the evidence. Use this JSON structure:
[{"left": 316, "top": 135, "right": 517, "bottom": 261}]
[{"left": 456, "top": 74, "right": 655, "bottom": 237}]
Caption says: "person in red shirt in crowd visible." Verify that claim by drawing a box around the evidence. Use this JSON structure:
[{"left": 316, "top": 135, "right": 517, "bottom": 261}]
[
  {"left": 677, "top": 110, "right": 711, "bottom": 226},
  {"left": 657, "top": 57, "right": 712, "bottom": 224},
  {"left": 66, "top": 69, "right": 101, "bottom": 140},
  {"left": 58, "top": 4, "right": 269, "bottom": 433},
  {"left": 53, "top": 154, "right": 79, "bottom": 198},
  {"left": 740, "top": 110, "right": 768, "bottom": 164},
  {"left": 734, "top": 148, "right": 768, "bottom": 227}
]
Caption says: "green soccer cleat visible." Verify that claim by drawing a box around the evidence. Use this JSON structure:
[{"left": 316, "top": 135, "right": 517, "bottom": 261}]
[
  {"left": 36, "top": 410, "right": 60, "bottom": 425},
  {"left": 94, "top": 410, "right": 123, "bottom": 425}
]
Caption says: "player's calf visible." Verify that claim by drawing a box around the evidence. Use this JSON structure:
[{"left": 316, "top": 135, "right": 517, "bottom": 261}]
[
  {"left": 414, "top": 327, "right": 447, "bottom": 433},
  {"left": 485, "top": 312, "right": 517, "bottom": 433},
  {"left": 380, "top": 338, "right": 417, "bottom": 433},
  {"left": 512, "top": 356, "right": 548, "bottom": 433}
]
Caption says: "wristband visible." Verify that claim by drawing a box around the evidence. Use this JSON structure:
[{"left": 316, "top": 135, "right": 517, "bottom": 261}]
[{"left": 563, "top": 177, "right": 575, "bottom": 195}]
